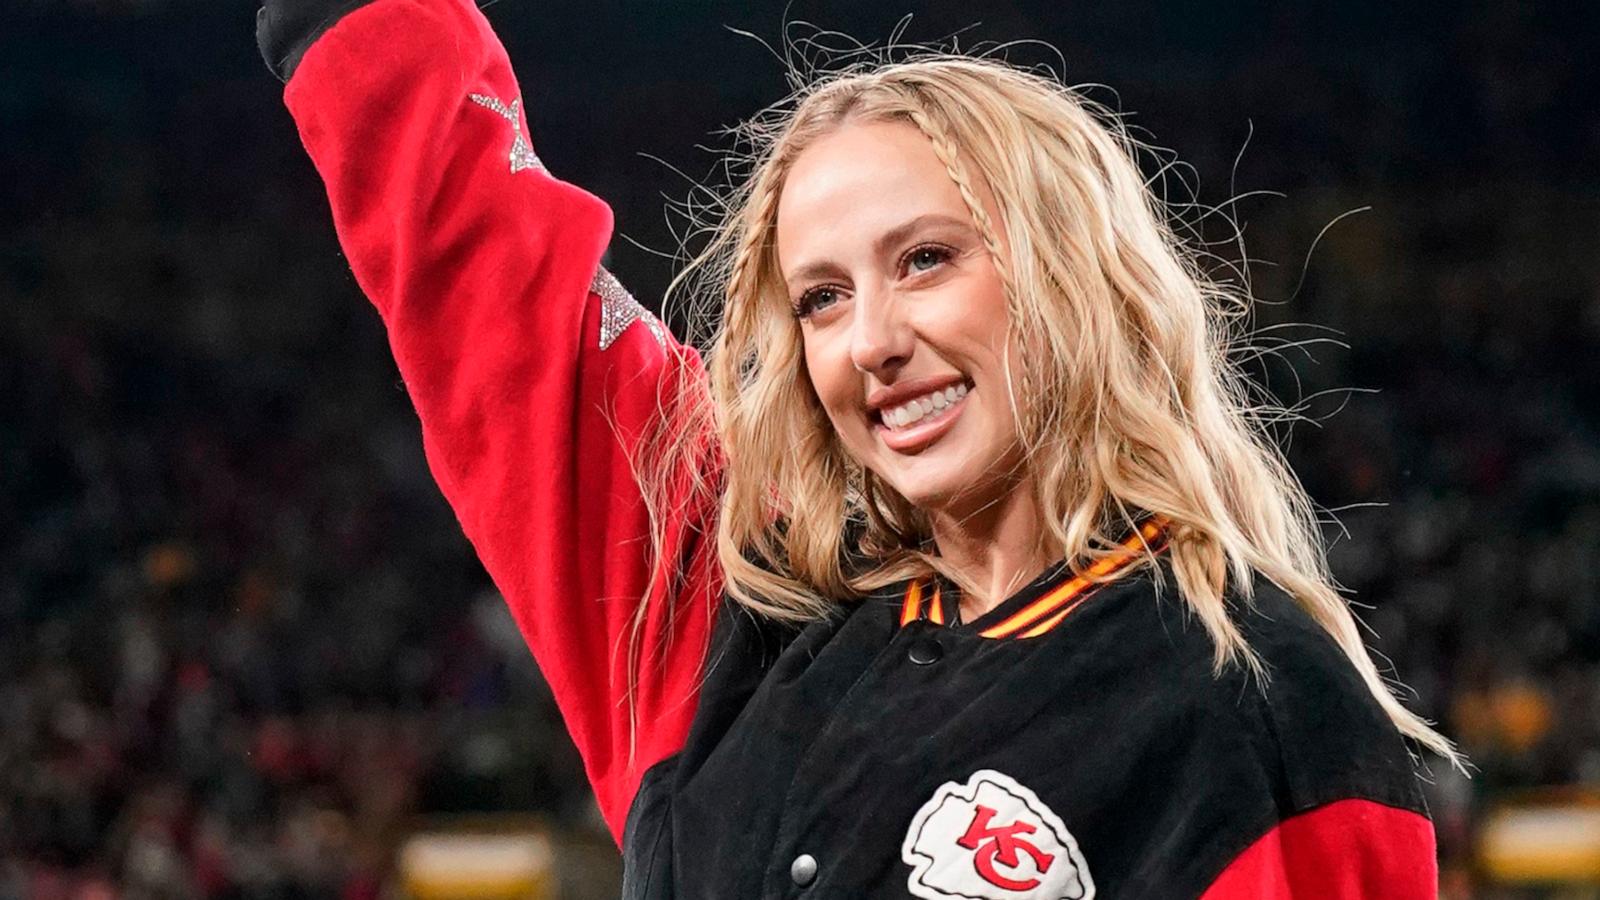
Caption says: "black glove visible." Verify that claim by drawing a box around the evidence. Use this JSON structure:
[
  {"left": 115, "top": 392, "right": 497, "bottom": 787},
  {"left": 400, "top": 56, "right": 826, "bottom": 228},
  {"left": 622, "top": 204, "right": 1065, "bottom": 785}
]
[{"left": 256, "top": 0, "right": 380, "bottom": 82}]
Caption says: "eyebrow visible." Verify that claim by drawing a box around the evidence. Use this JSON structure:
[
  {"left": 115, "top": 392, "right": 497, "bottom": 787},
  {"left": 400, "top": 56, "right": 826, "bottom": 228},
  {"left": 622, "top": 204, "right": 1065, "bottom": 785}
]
[{"left": 782, "top": 212, "right": 975, "bottom": 289}]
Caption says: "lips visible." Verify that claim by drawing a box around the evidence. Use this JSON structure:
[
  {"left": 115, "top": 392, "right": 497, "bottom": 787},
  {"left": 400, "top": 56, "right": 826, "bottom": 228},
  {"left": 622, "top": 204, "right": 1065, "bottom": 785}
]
[
  {"left": 872, "top": 384, "right": 972, "bottom": 453},
  {"left": 877, "top": 381, "right": 967, "bottom": 429},
  {"left": 866, "top": 375, "right": 971, "bottom": 420}
]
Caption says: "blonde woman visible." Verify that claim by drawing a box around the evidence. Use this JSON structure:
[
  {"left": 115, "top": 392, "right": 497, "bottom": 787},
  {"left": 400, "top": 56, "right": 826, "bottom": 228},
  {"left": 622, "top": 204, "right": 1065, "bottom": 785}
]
[{"left": 258, "top": 0, "right": 1456, "bottom": 895}]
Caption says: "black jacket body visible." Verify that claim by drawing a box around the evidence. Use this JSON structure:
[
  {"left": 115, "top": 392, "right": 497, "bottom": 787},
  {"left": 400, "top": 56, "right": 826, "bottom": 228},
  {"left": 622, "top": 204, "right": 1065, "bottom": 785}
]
[{"left": 621, "top": 563, "right": 1430, "bottom": 899}]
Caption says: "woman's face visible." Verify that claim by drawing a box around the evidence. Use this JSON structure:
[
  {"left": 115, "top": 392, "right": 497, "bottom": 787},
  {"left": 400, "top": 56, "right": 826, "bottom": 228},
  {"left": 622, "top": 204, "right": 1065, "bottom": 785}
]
[{"left": 775, "top": 118, "right": 1029, "bottom": 520}]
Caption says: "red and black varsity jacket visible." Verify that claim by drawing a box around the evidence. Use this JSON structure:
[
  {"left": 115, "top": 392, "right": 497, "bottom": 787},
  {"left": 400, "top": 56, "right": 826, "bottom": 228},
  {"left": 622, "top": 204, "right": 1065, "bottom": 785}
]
[{"left": 264, "top": 0, "right": 1441, "bottom": 895}]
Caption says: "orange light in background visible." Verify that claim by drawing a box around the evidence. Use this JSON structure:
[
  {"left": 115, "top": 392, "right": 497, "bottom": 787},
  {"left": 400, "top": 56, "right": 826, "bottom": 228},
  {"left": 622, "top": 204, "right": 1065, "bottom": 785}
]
[
  {"left": 399, "top": 831, "right": 555, "bottom": 900},
  {"left": 1478, "top": 797, "right": 1600, "bottom": 884}
]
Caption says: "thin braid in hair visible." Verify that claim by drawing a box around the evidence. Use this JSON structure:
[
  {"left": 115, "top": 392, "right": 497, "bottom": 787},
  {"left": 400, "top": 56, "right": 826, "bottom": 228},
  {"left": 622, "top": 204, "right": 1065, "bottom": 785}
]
[
  {"left": 898, "top": 96, "right": 1040, "bottom": 444},
  {"left": 727, "top": 171, "right": 787, "bottom": 321}
]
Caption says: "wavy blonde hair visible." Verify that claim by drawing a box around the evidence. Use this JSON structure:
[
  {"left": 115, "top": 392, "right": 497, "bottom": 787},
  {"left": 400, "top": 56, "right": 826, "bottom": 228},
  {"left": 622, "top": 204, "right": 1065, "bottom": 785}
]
[{"left": 624, "top": 48, "right": 1461, "bottom": 768}]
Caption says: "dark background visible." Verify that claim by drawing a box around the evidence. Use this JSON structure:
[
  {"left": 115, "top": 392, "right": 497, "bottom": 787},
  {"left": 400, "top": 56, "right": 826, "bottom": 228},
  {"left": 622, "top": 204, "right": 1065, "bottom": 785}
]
[{"left": 2, "top": 1, "right": 1596, "bottom": 896}]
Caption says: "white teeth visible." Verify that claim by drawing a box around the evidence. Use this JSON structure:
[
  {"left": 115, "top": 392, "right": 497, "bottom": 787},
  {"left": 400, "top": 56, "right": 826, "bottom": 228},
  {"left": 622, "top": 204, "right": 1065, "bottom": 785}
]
[{"left": 881, "top": 382, "right": 969, "bottom": 430}]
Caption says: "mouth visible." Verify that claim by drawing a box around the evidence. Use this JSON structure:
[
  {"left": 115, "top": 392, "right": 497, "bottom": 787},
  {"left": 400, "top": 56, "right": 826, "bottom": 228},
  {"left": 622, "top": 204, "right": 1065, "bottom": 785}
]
[{"left": 870, "top": 379, "right": 974, "bottom": 454}]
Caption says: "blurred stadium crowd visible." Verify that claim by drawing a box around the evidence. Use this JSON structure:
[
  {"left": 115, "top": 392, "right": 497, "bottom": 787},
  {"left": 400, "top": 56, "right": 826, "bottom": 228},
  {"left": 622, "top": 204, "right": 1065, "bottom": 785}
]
[{"left": 2, "top": 1, "right": 1594, "bottom": 897}]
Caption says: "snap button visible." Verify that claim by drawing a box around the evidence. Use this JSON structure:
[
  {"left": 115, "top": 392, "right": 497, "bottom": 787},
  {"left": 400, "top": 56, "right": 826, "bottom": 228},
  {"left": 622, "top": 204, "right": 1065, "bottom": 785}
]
[
  {"left": 908, "top": 635, "right": 944, "bottom": 665},
  {"left": 789, "top": 853, "right": 818, "bottom": 886}
]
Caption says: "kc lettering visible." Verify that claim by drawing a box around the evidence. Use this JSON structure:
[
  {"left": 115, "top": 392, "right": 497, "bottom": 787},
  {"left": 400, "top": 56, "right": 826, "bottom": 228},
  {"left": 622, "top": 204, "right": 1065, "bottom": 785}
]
[{"left": 902, "top": 770, "right": 1094, "bottom": 900}]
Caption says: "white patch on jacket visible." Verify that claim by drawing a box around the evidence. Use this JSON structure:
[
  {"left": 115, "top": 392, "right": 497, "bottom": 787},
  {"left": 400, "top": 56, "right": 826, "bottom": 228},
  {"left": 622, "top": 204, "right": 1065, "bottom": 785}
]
[{"left": 903, "top": 769, "right": 1094, "bottom": 900}]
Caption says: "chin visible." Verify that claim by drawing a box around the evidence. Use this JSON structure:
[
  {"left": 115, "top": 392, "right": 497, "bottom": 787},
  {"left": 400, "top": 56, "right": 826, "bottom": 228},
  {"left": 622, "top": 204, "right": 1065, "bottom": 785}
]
[
  {"left": 875, "top": 465, "right": 991, "bottom": 516},
  {"left": 877, "top": 445, "right": 1028, "bottom": 517}
]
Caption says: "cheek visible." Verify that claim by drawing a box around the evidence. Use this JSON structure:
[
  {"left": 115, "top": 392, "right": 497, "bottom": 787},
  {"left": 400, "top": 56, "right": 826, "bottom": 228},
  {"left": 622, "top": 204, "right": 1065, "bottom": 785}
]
[
  {"left": 801, "top": 339, "right": 856, "bottom": 430},
  {"left": 935, "top": 282, "right": 1026, "bottom": 436},
  {"left": 970, "top": 275, "right": 1014, "bottom": 347},
  {"left": 922, "top": 279, "right": 1012, "bottom": 376},
  {"left": 964, "top": 279, "right": 1021, "bottom": 380}
]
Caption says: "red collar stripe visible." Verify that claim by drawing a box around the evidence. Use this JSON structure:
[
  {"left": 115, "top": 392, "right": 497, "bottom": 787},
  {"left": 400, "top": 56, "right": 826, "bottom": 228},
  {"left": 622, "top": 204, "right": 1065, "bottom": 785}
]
[
  {"left": 894, "top": 517, "right": 1171, "bottom": 636},
  {"left": 902, "top": 582, "right": 946, "bottom": 624},
  {"left": 1015, "top": 592, "right": 1098, "bottom": 639},
  {"left": 982, "top": 517, "right": 1169, "bottom": 639},
  {"left": 899, "top": 579, "right": 924, "bottom": 626}
]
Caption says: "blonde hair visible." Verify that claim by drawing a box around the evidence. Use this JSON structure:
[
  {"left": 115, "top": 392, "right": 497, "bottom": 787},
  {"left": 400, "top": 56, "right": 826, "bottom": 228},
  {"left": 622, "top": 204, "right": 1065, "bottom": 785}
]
[{"left": 624, "top": 46, "right": 1461, "bottom": 769}]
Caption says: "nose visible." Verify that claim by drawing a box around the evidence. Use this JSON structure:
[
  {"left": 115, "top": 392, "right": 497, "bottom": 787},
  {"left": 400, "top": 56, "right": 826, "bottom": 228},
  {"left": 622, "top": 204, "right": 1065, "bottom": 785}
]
[{"left": 849, "top": 283, "right": 914, "bottom": 377}]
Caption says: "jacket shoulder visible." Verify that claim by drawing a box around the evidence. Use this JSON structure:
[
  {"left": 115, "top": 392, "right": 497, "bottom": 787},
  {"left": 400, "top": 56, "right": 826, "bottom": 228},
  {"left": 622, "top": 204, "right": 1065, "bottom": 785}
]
[{"left": 1231, "top": 578, "right": 1431, "bottom": 816}]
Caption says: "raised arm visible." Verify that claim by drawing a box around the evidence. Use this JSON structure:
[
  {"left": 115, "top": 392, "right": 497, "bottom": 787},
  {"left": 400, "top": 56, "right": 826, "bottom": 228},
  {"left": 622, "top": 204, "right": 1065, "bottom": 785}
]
[{"left": 259, "top": 0, "right": 722, "bottom": 844}]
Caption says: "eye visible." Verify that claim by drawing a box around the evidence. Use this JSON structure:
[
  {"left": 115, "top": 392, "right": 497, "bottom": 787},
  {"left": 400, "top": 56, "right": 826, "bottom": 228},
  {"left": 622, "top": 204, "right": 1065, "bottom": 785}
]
[
  {"left": 791, "top": 285, "right": 843, "bottom": 320},
  {"left": 902, "top": 243, "right": 953, "bottom": 276}
]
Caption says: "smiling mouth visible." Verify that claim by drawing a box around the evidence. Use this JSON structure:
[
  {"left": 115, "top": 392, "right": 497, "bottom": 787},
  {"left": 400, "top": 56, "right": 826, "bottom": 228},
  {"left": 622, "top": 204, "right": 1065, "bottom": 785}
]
[
  {"left": 870, "top": 380, "right": 974, "bottom": 453},
  {"left": 869, "top": 379, "right": 972, "bottom": 428}
]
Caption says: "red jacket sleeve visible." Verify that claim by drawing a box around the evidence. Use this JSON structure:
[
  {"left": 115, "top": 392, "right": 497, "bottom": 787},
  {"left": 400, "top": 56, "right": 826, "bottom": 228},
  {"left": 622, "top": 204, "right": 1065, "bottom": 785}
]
[
  {"left": 1200, "top": 799, "right": 1439, "bottom": 898},
  {"left": 282, "top": 0, "right": 722, "bottom": 845}
]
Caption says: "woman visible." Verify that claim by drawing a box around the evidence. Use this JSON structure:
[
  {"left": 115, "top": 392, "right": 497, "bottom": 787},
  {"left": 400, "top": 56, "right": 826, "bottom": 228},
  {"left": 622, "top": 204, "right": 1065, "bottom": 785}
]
[{"left": 257, "top": 0, "right": 1457, "bottom": 895}]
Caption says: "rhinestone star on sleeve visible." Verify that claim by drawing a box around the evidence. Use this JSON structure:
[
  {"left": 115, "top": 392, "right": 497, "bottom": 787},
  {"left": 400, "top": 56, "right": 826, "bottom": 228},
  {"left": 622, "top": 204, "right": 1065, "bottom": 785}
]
[
  {"left": 592, "top": 266, "right": 666, "bottom": 350},
  {"left": 467, "top": 93, "right": 545, "bottom": 174}
]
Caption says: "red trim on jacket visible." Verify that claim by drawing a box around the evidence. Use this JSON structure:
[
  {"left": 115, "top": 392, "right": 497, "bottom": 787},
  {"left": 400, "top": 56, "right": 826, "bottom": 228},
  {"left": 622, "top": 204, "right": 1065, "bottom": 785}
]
[{"left": 1200, "top": 798, "right": 1439, "bottom": 898}]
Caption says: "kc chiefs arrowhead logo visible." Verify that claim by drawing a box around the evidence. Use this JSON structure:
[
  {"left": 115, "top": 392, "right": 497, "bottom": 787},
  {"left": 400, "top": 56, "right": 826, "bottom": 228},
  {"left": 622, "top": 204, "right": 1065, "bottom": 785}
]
[{"left": 902, "top": 770, "right": 1094, "bottom": 900}]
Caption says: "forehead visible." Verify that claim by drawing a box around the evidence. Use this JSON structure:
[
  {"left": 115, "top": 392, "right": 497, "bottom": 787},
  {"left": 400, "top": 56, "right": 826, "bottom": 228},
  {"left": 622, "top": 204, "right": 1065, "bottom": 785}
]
[{"left": 775, "top": 120, "right": 973, "bottom": 270}]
